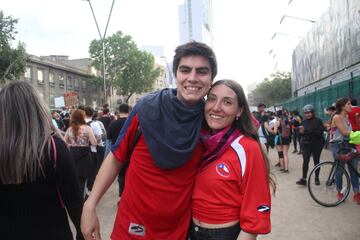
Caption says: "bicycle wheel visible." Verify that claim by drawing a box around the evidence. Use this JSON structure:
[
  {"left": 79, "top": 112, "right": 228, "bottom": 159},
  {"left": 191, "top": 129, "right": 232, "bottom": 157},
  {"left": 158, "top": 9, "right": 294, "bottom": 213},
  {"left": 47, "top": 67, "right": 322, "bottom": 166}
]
[{"left": 307, "top": 161, "right": 350, "bottom": 207}]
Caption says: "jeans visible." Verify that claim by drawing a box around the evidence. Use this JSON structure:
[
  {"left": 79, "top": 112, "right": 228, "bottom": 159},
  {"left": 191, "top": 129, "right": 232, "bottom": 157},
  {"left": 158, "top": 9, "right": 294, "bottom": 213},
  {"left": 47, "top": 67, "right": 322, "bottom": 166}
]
[
  {"left": 331, "top": 142, "right": 359, "bottom": 192},
  {"left": 189, "top": 222, "right": 240, "bottom": 240},
  {"left": 104, "top": 139, "right": 113, "bottom": 159}
]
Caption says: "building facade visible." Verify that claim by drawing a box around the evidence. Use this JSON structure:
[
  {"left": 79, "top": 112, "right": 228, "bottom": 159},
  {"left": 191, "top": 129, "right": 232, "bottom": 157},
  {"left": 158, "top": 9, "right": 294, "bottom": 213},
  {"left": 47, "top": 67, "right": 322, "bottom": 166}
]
[
  {"left": 178, "top": 0, "right": 214, "bottom": 48},
  {"left": 19, "top": 55, "right": 104, "bottom": 109}
]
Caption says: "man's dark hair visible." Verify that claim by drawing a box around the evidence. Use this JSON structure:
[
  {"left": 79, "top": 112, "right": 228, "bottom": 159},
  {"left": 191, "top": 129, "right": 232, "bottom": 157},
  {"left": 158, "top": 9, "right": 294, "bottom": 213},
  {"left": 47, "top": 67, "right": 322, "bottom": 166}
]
[
  {"left": 258, "top": 103, "right": 266, "bottom": 108},
  {"left": 326, "top": 106, "right": 336, "bottom": 112},
  {"left": 84, "top": 106, "right": 94, "bottom": 117},
  {"left": 172, "top": 41, "right": 217, "bottom": 81},
  {"left": 350, "top": 98, "right": 357, "bottom": 106},
  {"left": 102, "top": 108, "right": 110, "bottom": 114},
  {"left": 118, "top": 103, "right": 130, "bottom": 113}
]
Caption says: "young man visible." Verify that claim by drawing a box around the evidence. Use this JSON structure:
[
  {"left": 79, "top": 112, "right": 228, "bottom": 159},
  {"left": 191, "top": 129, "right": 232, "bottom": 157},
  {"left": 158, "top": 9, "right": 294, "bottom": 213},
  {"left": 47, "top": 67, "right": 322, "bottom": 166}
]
[
  {"left": 81, "top": 41, "right": 217, "bottom": 240},
  {"left": 254, "top": 103, "right": 266, "bottom": 124}
]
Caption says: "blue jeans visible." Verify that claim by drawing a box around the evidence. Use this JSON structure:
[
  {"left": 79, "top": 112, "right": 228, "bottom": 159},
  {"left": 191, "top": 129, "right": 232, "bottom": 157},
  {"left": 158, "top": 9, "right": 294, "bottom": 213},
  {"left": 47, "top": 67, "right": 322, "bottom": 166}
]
[
  {"left": 189, "top": 222, "right": 241, "bottom": 240},
  {"left": 331, "top": 142, "right": 359, "bottom": 193},
  {"left": 104, "top": 139, "right": 113, "bottom": 159}
]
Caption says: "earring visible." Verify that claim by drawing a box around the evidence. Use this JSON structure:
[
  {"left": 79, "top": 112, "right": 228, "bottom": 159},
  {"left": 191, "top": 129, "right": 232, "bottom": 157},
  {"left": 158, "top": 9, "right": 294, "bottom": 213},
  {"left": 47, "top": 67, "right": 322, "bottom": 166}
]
[{"left": 236, "top": 116, "right": 239, "bottom": 121}]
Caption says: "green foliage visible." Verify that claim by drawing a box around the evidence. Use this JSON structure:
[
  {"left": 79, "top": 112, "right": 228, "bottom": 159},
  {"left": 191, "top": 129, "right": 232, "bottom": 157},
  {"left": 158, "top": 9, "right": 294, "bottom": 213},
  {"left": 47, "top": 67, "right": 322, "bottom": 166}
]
[
  {"left": 250, "top": 71, "right": 292, "bottom": 106},
  {"left": 89, "top": 31, "right": 161, "bottom": 102},
  {"left": 0, "top": 11, "right": 27, "bottom": 84}
]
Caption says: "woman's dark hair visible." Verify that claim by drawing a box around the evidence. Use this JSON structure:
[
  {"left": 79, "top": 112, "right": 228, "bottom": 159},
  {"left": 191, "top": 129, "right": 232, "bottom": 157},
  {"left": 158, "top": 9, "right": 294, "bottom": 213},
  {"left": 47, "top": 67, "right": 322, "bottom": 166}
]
[
  {"left": 172, "top": 41, "right": 217, "bottom": 81},
  {"left": 209, "top": 80, "right": 257, "bottom": 139},
  {"left": 207, "top": 79, "right": 276, "bottom": 192},
  {"left": 335, "top": 97, "right": 350, "bottom": 115}
]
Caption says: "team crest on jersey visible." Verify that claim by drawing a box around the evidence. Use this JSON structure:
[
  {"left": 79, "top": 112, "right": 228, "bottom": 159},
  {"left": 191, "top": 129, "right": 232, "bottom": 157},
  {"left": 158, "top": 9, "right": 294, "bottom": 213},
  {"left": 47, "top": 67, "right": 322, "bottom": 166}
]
[
  {"left": 129, "top": 223, "right": 145, "bottom": 236},
  {"left": 216, "top": 163, "right": 230, "bottom": 177},
  {"left": 257, "top": 205, "right": 270, "bottom": 213}
]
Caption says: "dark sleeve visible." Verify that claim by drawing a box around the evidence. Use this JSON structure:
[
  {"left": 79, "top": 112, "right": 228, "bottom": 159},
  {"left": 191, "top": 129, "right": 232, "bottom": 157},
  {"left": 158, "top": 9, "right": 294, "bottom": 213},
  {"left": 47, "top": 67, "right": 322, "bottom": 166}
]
[
  {"left": 107, "top": 121, "right": 115, "bottom": 141},
  {"left": 53, "top": 136, "right": 84, "bottom": 240}
]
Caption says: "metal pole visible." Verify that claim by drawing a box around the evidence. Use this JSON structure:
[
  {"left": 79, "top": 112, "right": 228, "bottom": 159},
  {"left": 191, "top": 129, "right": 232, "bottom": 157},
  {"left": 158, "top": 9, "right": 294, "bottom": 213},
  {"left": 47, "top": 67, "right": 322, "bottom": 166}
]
[
  {"left": 85, "top": 0, "right": 116, "bottom": 105},
  {"left": 102, "top": 40, "right": 106, "bottom": 104}
]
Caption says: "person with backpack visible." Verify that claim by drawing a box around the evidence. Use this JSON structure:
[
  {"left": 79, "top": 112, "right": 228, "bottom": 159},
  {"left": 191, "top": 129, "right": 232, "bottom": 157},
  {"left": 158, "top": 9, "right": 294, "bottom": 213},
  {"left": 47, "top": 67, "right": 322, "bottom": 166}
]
[
  {"left": 84, "top": 107, "right": 106, "bottom": 193},
  {"left": 296, "top": 104, "right": 325, "bottom": 186},
  {"left": 65, "top": 109, "right": 98, "bottom": 198},
  {"left": 258, "top": 114, "right": 277, "bottom": 154},
  {"left": 290, "top": 110, "right": 302, "bottom": 153},
  {"left": 81, "top": 41, "right": 218, "bottom": 240},
  {"left": 275, "top": 110, "right": 292, "bottom": 173}
]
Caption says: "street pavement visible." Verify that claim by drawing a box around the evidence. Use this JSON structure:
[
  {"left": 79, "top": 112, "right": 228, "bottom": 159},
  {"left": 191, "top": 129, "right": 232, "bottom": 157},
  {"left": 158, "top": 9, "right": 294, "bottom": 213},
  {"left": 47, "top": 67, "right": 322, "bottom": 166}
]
[{"left": 79, "top": 145, "right": 360, "bottom": 240}]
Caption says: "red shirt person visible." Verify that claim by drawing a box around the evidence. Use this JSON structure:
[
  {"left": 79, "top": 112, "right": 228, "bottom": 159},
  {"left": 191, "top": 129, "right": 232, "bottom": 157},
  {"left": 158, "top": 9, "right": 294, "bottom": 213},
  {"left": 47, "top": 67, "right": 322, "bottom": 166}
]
[{"left": 81, "top": 41, "right": 218, "bottom": 240}]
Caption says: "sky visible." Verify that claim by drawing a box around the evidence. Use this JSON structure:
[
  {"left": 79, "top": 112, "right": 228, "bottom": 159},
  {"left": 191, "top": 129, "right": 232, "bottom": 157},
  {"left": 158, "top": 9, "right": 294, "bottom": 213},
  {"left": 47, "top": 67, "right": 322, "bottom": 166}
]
[{"left": 1, "top": 0, "right": 330, "bottom": 93}]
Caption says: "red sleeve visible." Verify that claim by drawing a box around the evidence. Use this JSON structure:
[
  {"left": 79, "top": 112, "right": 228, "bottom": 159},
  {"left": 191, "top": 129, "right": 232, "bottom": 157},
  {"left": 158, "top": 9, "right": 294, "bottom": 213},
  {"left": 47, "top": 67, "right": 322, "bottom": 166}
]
[
  {"left": 239, "top": 138, "right": 271, "bottom": 234},
  {"left": 112, "top": 113, "right": 140, "bottom": 163}
]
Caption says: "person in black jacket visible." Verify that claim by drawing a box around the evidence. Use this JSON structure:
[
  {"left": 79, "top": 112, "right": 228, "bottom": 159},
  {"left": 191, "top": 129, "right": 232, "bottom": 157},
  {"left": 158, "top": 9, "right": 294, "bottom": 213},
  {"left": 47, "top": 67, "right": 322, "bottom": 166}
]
[
  {"left": 296, "top": 104, "right": 325, "bottom": 186},
  {"left": 0, "top": 81, "right": 84, "bottom": 240}
]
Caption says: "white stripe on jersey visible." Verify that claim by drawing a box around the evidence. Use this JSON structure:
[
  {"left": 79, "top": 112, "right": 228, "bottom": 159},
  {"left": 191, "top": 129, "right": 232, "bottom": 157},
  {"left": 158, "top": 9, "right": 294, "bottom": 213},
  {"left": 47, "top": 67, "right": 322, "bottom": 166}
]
[{"left": 230, "top": 135, "right": 246, "bottom": 177}]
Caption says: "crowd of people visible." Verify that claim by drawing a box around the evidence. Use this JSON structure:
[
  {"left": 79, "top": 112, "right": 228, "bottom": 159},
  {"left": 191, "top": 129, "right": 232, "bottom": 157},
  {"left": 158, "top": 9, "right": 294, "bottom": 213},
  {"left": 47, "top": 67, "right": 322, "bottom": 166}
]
[
  {"left": 0, "top": 41, "right": 275, "bottom": 240},
  {"left": 1, "top": 40, "right": 358, "bottom": 240},
  {"left": 253, "top": 98, "right": 360, "bottom": 204}
]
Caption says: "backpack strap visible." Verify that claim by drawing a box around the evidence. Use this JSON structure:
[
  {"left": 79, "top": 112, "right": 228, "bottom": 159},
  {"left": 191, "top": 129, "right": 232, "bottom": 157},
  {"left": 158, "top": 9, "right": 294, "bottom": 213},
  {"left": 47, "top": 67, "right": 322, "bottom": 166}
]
[
  {"left": 118, "top": 125, "right": 142, "bottom": 196},
  {"left": 51, "top": 137, "right": 65, "bottom": 208},
  {"left": 261, "top": 122, "right": 268, "bottom": 138}
]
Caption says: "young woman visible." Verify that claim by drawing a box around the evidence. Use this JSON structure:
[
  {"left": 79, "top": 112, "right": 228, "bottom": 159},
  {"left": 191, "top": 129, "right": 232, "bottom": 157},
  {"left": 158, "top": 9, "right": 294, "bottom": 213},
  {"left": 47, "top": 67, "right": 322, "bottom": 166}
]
[
  {"left": 65, "top": 109, "right": 97, "bottom": 198},
  {"left": 296, "top": 104, "right": 325, "bottom": 186},
  {"left": 330, "top": 97, "right": 360, "bottom": 204},
  {"left": 275, "top": 110, "right": 291, "bottom": 172},
  {"left": 190, "top": 80, "right": 274, "bottom": 240},
  {"left": 0, "top": 81, "right": 84, "bottom": 239}
]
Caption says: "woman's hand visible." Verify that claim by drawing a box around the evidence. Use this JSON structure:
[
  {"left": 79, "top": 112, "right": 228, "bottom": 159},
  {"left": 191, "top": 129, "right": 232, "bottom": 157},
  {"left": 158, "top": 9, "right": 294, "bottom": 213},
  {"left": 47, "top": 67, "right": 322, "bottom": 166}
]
[{"left": 81, "top": 201, "right": 101, "bottom": 240}]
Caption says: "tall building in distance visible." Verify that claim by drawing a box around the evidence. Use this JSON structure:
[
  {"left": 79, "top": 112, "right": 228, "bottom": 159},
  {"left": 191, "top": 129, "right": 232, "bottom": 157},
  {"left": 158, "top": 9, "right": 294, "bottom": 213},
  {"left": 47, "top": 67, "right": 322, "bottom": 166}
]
[{"left": 178, "top": 0, "right": 214, "bottom": 47}]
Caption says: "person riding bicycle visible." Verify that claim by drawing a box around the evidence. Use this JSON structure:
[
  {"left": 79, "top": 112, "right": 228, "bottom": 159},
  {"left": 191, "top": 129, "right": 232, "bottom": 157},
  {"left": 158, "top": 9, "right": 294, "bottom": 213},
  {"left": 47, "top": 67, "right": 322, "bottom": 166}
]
[{"left": 330, "top": 97, "right": 360, "bottom": 204}]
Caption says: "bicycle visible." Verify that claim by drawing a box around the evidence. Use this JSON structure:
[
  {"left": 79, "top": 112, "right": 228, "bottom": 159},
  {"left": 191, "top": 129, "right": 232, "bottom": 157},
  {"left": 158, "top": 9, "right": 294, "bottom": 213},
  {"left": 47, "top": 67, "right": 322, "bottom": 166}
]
[{"left": 307, "top": 141, "right": 360, "bottom": 207}]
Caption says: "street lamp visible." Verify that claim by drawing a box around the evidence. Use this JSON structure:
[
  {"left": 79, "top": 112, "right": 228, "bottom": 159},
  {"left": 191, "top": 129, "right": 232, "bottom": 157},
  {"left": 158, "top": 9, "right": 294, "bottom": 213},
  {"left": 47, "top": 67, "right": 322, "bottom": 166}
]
[
  {"left": 271, "top": 32, "right": 302, "bottom": 40},
  {"left": 83, "top": 0, "right": 116, "bottom": 105},
  {"left": 280, "top": 15, "right": 315, "bottom": 24}
]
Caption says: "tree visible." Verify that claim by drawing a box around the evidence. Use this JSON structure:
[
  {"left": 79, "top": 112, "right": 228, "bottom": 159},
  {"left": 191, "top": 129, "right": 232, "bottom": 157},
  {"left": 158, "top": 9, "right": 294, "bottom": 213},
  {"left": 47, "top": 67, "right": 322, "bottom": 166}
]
[
  {"left": 249, "top": 71, "right": 291, "bottom": 106},
  {"left": 0, "top": 11, "right": 27, "bottom": 85},
  {"left": 89, "top": 31, "right": 160, "bottom": 102},
  {"left": 115, "top": 50, "right": 161, "bottom": 102}
]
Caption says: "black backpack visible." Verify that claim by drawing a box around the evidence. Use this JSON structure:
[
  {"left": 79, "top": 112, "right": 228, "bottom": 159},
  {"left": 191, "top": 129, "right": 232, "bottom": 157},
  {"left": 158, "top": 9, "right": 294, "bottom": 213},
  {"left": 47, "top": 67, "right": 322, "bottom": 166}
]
[{"left": 261, "top": 122, "right": 275, "bottom": 148}]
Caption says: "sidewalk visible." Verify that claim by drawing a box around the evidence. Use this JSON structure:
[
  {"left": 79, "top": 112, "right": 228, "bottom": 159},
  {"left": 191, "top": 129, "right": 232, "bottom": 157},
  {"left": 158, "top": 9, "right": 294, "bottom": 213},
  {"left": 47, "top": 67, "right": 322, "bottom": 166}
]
[
  {"left": 91, "top": 145, "right": 360, "bottom": 240},
  {"left": 259, "top": 146, "right": 360, "bottom": 240}
]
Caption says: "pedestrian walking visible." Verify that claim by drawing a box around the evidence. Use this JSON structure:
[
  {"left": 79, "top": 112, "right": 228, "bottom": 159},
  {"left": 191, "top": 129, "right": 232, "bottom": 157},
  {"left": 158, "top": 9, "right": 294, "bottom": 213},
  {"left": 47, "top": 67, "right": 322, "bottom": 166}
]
[{"left": 0, "top": 81, "right": 84, "bottom": 240}]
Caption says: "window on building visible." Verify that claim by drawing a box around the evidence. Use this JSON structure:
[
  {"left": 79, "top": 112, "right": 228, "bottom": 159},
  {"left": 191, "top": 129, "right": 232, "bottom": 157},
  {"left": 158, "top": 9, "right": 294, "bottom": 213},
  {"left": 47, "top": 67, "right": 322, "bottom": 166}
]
[
  {"left": 37, "top": 69, "right": 44, "bottom": 84},
  {"left": 49, "top": 72, "right": 55, "bottom": 86},
  {"left": 59, "top": 74, "right": 64, "bottom": 88},
  {"left": 82, "top": 79, "right": 86, "bottom": 89},
  {"left": 49, "top": 94, "right": 55, "bottom": 107},
  {"left": 74, "top": 78, "right": 79, "bottom": 89},
  {"left": 24, "top": 67, "right": 31, "bottom": 80},
  {"left": 67, "top": 76, "right": 73, "bottom": 90}
]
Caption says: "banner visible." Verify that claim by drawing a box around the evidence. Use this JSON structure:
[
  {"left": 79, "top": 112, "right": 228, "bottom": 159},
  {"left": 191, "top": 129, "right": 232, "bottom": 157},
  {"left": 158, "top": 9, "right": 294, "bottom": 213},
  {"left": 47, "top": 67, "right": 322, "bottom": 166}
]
[{"left": 64, "top": 91, "right": 78, "bottom": 107}]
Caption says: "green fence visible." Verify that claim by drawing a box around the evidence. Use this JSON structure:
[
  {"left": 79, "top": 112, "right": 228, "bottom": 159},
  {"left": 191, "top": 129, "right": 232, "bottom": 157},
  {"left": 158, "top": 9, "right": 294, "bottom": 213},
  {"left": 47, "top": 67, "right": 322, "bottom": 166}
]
[{"left": 281, "top": 75, "right": 360, "bottom": 121}]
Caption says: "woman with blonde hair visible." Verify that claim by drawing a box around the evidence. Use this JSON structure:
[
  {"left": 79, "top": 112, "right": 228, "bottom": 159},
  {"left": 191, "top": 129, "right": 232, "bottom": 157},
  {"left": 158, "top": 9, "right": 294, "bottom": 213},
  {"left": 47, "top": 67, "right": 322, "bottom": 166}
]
[{"left": 0, "top": 81, "right": 84, "bottom": 239}]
